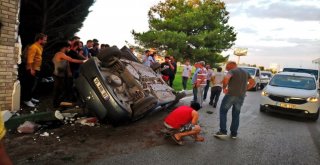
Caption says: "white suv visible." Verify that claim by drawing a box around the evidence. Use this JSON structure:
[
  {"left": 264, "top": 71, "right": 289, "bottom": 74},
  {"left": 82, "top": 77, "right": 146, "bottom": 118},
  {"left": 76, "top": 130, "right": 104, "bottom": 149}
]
[
  {"left": 260, "top": 72, "right": 319, "bottom": 121},
  {"left": 239, "top": 66, "right": 261, "bottom": 91},
  {"left": 260, "top": 71, "right": 272, "bottom": 89}
]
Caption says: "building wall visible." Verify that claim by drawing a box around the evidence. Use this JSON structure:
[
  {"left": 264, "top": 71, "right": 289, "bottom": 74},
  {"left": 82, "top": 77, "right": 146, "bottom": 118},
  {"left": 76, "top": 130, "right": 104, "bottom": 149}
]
[{"left": 0, "top": 0, "right": 20, "bottom": 110}]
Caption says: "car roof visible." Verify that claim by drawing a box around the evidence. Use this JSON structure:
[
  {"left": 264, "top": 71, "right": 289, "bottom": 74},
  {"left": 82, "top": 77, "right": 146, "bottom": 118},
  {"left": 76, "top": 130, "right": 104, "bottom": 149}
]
[
  {"left": 283, "top": 67, "right": 318, "bottom": 71},
  {"left": 238, "top": 66, "right": 259, "bottom": 69},
  {"left": 276, "top": 71, "right": 315, "bottom": 78}
]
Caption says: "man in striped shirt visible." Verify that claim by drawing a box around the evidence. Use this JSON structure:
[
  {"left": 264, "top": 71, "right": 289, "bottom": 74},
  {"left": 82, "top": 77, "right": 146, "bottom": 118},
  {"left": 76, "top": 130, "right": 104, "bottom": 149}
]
[{"left": 191, "top": 61, "right": 207, "bottom": 107}]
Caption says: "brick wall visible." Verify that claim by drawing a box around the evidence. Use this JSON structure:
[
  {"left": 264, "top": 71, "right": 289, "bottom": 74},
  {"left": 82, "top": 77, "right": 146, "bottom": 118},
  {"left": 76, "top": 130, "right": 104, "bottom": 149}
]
[{"left": 0, "top": 0, "right": 20, "bottom": 110}]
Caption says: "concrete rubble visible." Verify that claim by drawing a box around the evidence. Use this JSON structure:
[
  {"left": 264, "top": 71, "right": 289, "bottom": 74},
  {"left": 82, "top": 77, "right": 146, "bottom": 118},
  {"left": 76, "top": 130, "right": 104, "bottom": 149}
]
[{"left": 17, "top": 121, "right": 40, "bottom": 134}]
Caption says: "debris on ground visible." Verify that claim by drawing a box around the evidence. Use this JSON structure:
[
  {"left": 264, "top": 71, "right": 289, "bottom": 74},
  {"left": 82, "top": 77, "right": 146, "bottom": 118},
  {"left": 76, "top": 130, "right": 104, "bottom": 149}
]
[
  {"left": 206, "top": 111, "right": 213, "bottom": 114},
  {"left": 17, "top": 121, "right": 40, "bottom": 134},
  {"left": 75, "top": 117, "right": 98, "bottom": 127},
  {"left": 40, "top": 132, "right": 49, "bottom": 137},
  {"left": 59, "top": 102, "right": 74, "bottom": 107}
]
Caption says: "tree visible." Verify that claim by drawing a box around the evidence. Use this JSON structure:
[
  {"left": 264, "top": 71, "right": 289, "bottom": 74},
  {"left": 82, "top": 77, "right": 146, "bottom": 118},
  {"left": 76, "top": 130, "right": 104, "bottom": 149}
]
[
  {"left": 19, "top": 0, "right": 95, "bottom": 52},
  {"left": 132, "top": 0, "right": 236, "bottom": 64},
  {"left": 259, "top": 66, "right": 265, "bottom": 71}
]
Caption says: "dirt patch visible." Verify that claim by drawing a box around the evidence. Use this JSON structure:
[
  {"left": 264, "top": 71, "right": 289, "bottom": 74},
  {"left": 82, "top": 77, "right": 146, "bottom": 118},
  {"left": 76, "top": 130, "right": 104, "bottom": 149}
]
[
  {"left": 8, "top": 80, "right": 179, "bottom": 164},
  {"left": 4, "top": 109, "right": 173, "bottom": 165}
]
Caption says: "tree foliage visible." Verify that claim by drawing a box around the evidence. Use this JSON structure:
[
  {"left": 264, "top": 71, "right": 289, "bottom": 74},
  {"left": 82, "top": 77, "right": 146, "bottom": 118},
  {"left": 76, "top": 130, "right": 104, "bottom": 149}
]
[
  {"left": 19, "top": 0, "right": 95, "bottom": 52},
  {"left": 132, "top": 0, "right": 236, "bottom": 64}
]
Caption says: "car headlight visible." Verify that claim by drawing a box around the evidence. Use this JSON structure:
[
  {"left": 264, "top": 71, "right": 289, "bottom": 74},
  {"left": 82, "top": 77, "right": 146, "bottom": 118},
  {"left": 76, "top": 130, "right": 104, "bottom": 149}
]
[
  {"left": 307, "top": 97, "right": 318, "bottom": 103},
  {"left": 261, "top": 91, "right": 269, "bottom": 96}
]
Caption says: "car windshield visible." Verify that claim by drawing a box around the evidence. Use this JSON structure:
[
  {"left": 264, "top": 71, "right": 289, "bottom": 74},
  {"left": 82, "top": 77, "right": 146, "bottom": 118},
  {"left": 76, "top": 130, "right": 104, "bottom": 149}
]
[
  {"left": 269, "top": 75, "right": 316, "bottom": 90},
  {"left": 283, "top": 68, "right": 319, "bottom": 80},
  {"left": 240, "top": 68, "right": 255, "bottom": 76},
  {"left": 261, "top": 72, "right": 272, "bottom": 78}
]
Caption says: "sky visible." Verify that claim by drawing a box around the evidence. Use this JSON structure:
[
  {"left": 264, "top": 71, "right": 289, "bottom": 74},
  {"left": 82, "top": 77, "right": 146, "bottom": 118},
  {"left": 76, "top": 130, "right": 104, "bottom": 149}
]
[{"left": 78, "top": 0, "right": 320, "bottom": 69}]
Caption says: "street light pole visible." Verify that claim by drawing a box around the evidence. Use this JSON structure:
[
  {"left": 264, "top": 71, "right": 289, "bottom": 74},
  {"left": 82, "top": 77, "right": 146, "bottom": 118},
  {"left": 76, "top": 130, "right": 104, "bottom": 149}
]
[{"left": 234, "top": 47, "right": 248, "bottom": 64}]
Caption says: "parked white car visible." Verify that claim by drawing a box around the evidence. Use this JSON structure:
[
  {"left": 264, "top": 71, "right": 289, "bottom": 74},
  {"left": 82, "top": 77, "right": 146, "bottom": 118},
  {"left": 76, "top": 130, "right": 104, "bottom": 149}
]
[
  {"left": 283, "top": 67, "right": 319, "bottom": 89},
  {"left": 260, "top": 71, "right": 273, "bottom": 89},
  {"left": 239, "top": 66, "right": 261, "bottom": 91},
  {"left": 260, "top": 72, "right": 319, "bottom": 121}
]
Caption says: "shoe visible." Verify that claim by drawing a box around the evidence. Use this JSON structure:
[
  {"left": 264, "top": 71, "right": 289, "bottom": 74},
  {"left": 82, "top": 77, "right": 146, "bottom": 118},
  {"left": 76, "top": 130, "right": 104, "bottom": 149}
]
[
  {"left": 213, "top": 105, "right": 217, "bottom": 108},
  {"left": 214, "top": 131, "right": 227, "bottom": 138},
  {"left": 31, "top": 98, "right": 40, "bottom": 103},
  {"left": 171, "top": 135, "right": 184, "bottom": 145},
  {"left": 209, "top": 102, "right": 213, "bottom": 105},
  {"left": 24, "top": 101, "right": 35, "bottom": 108},
  {"left": 230, "top": 135, "right": 237, "bottom": 139}
]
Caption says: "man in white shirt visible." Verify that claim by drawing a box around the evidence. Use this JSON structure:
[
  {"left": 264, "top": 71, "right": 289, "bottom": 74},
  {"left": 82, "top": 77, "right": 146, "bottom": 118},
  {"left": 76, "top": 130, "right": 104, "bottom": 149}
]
[
  {"left": 209, "top": 67, "right": 224, "bottom": 108},
  {"left": 203, "top": 64, "right": 214, "bottom": 101},
  {"left": 181, "top": 59, "right": 192, "bottom": 90}
]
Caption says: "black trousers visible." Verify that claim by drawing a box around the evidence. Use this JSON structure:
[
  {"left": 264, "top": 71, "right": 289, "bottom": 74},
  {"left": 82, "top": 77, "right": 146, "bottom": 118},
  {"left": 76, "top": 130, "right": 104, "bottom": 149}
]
[
  {"left": 21, "top": 70, "right": 39, "bottom": 102},
  {"left": 53, "top": 76, "right": 66, "bottom": 108},
  {"left": 169, "top": 74, "right": 175, "bottom": 87},
  {"left": 203, "top": 80, "right": 210, "bottom": 100},
  {"left": 210, "top": 86, "right": 222, "bottom": 106},
  {"left": 182, "top": 77, "right": 188, "bottom": 90}
]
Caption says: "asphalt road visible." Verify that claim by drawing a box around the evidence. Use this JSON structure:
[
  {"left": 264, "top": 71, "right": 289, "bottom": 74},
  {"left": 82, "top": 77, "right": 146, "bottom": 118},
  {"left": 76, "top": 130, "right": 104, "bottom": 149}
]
[{"left": 92, "top": 90, "right": 320, "bottom": 165}]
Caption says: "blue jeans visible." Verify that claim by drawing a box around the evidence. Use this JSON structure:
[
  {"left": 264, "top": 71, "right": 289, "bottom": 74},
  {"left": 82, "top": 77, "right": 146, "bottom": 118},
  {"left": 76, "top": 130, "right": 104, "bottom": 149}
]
[
  {"left": 219, "top": 94, "right": 245, "bottom": 136},
  {"left": 193, "top": 86, "right": 198, "bottom": 102},
  {"left": 192, "top": 86, "right": 204, "bottom": 107}
]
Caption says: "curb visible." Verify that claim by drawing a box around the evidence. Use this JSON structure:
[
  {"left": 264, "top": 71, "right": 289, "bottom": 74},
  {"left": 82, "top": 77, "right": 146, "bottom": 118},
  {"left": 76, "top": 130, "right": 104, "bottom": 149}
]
[{"left": 5, "top": 112, "right": 56, "bottom": 130}]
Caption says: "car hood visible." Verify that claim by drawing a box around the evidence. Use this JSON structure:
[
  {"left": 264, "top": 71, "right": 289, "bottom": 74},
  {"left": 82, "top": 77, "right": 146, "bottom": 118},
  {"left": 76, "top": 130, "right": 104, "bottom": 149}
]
[{"left": 265, "top": 85, "right": 318, "bottom": 98}]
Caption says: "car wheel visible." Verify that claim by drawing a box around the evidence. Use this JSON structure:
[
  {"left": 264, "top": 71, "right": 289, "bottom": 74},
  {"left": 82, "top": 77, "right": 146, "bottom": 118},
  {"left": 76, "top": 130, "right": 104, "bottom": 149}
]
[
  {"left": 255, "top": 84, "right": 260, "bottom": 91},
  {"left": 131, "top": 96, "right": 158, "bottom": 121},
  {"left": 120, "top": 46, "right": 140, "bottom": 63},
  {"left": 310, "top": 110, "right": 319, "bottom": 121},
  {"left": 98, "top": 46, "right": 122, "bottom": 67},
  {"left": 260, "top": 105, "right": 266, "bottom": 112}
]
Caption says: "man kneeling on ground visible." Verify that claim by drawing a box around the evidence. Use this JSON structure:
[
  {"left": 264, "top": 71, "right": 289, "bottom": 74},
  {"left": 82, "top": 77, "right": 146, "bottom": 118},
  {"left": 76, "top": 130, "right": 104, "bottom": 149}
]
[{"left": 164, "top": 102, "right": 204, "bottom": 145}]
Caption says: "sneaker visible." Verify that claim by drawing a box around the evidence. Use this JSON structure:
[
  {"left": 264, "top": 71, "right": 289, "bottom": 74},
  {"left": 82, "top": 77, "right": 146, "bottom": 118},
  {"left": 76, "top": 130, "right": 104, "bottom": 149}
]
[
  {"left": 31, "top": 98, "right": 40, "bottom": 103},
  {"left": 24, "top": 101, "right": 35, "bottom": 108},
  {"left": 209, "top": 102, "right": 213, "bottom": 106},
  {"left": 230, "top": 135, "right": 237, "bottom": 139},
  {"left": 214, "top": 131, "right": 227, "bottom": 138}
]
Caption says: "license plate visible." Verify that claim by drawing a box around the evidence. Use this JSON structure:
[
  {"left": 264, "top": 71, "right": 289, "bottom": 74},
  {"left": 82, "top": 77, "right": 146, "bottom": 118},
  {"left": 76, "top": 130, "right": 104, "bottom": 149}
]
[
  {"left": 93, "top": 77, "right": 109, "bottom": 100},
  {"left": 279, "top": 103, "right": 295, "bottom": 109}
]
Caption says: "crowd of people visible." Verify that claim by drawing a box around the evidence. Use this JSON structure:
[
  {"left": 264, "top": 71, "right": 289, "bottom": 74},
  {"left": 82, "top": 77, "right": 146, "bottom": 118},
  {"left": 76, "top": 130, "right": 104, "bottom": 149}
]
[
  {"left": 163, "top": 61, "right": 255, "bottom": 145},
  {"left": 19, "top": 34, "right": 110, "bottom": 108}
]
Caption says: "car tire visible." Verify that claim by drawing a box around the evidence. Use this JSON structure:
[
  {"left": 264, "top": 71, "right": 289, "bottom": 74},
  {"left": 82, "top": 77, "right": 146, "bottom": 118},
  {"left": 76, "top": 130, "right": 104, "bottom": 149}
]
[
  {"left": 120, "top": 46, "right": 140, "bottom": 63},
  {"left": 97, "top": 46, "right": 122, "bottom": 67},
  {"left": 255, "top": 84, "right": 260, "bottom": 91},
  {"left": 131, "top": 96, "right": 158, "bottom": 121},
  {"left": 260, "top": 105, "right": 266, "bottom": 112},
  {"left": 310, "top": 110, "right": 319, "bottom": 121}
]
